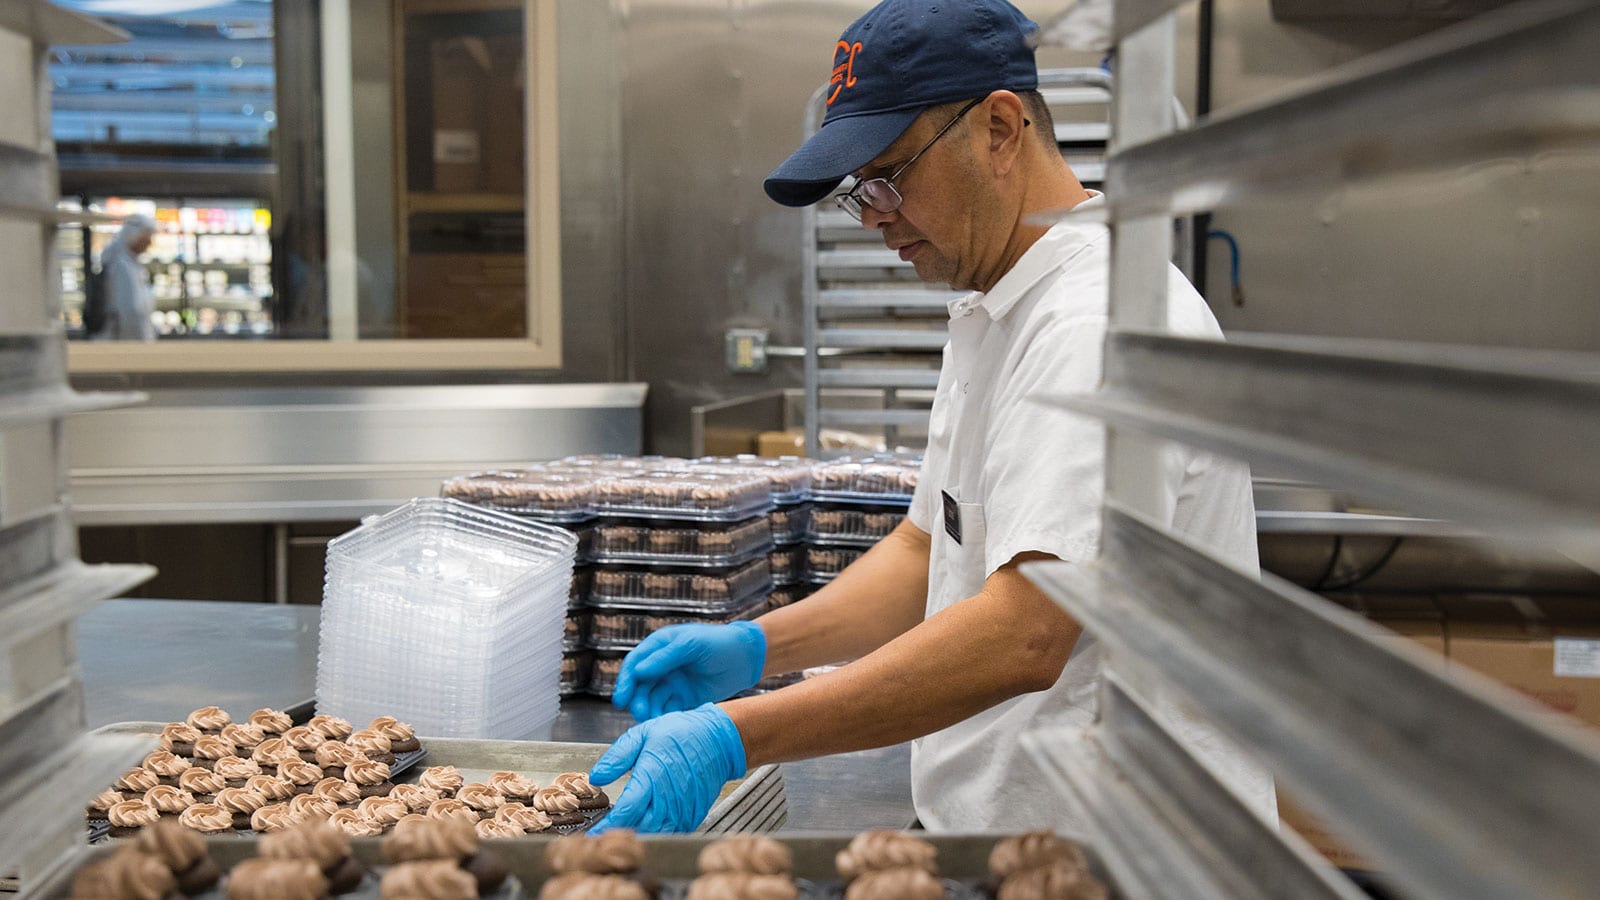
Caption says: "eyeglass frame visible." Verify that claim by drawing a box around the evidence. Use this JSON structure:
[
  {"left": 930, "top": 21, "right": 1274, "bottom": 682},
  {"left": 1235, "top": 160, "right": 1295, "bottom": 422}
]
[{"left": 834, "top": 96, "right": 989, "bottom": 222}]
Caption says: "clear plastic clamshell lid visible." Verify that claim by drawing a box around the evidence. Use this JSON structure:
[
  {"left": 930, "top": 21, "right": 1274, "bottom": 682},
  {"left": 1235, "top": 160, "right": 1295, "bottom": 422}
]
[
  {"left": 811, "top": 453, "right": 922, "bottom": 504},
  {"left": 689, "top": 454, "right": 815, "bottom": 504},
  {"left": 439, "top": 469, "right": 599, "bottom": 521},
  {"left": 594, "top": 469, "right": 773, "bottom": 521}
]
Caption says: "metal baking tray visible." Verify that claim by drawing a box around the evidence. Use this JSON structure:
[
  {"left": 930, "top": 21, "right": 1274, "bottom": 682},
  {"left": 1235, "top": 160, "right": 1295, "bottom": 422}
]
[{"left": 38, "top": 831, "right": 1116, "bottom": 900}]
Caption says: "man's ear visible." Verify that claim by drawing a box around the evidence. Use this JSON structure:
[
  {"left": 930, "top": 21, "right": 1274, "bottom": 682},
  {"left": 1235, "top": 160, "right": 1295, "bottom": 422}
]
[{"left": 983, "top": 90, "right": 1028, "bottom": 177}]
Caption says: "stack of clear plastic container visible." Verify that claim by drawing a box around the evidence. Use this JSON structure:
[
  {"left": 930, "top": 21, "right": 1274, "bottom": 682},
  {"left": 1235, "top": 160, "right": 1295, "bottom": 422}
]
[
  {"left": 317, "top": 497, "right": 577, "bottom": 739},
  {"left": 441, "top": 462, "right": 619, "bottom": 696},
  {"left": 689, "top": 456, "right": 817, "bottom": 605},
  {"left": 805, "top": 453, "right": 922, "bottom": 585},
  {"left": 582, "top": 463, "right": 783, "bottom": 695}
]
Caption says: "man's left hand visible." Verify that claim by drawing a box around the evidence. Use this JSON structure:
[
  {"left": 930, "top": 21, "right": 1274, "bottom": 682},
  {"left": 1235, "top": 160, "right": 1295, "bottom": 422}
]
[{"left": 588, "top": 704, "right": 747, "bottom": 833}]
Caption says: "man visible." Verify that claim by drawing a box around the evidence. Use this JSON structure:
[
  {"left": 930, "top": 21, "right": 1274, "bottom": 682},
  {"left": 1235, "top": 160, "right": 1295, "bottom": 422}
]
[
  {"left": 93, "top": 214, "right": 158, "bottom": 342},
  {"left": 589, "top": 0, "right": 1272, "bottom": 833}
]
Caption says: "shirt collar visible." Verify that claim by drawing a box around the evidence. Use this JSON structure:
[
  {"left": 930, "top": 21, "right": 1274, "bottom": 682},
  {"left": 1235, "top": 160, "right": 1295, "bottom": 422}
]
[{"left": 948, "top": 190, "right": 1106, "bottom": 322}]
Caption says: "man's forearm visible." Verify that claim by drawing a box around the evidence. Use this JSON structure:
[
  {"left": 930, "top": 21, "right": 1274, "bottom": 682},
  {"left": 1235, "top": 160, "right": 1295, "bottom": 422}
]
[
  {"left": 726, "top": 554, "right": 1081, "bottom": 767},
  {"left": 755, "top": 520, "right": 931, "bottom": 676}
]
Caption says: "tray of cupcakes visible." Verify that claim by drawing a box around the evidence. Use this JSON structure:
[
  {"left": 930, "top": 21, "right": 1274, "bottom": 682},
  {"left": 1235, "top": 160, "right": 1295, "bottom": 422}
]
[{"left": 86, "top": 707, "right": 430, "bottom": 842}]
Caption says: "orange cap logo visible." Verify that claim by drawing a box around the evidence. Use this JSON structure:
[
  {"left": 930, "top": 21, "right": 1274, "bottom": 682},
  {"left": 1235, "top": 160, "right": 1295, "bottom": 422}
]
[{"left": 828, "top": 41, "right": 863, "bottom": 106}]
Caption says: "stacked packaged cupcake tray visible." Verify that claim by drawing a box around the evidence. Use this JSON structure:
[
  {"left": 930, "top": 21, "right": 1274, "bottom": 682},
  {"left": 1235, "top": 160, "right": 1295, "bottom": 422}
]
[{"left": 805, "top": 455, "right": 921, "bottom": 585}]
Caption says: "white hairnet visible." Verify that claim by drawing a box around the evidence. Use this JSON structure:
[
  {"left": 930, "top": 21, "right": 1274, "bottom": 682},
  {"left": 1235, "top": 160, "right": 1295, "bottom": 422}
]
[{"left": 118, "top": 213, "right": 157, "bottom": 240}]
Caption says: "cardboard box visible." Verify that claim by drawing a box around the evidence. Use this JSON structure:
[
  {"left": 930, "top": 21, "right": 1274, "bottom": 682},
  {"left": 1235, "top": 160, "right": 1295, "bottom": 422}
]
[
  {"left": 481, "top": 35, "right": 525, "bottom": 195},
  {"left": 1276, "top": 616, "right": 1446, "bottom": 870},
  {"left": 431, "top": 37, "right": 491, "bottom": 193},
  {"left": 405, "top": 253, "right": 526, "bottom": 339},
  {"left": 757, "top": 430, "right": 805, "bottom": 458}
]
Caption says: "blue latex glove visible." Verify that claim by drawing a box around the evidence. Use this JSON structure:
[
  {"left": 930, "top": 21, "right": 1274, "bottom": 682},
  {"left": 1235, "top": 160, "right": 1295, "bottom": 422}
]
[
  {"left": 612, "top": 621, "right": 766, "bottom": 722},
  {"left": 589, "top": 703, "right": 747, "bottom": 834}
]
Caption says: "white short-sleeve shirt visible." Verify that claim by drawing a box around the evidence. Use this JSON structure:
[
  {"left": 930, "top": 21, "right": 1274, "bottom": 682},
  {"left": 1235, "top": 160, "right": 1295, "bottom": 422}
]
[{"left": 905, "top": 194, "right": 1274, "bottom": 831}]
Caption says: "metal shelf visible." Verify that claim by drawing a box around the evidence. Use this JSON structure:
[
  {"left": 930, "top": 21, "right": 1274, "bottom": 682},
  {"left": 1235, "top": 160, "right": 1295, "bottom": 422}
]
[
  {"left": 1102, "top": 0, "right": 1600, "bottom": 220},
  {"left": 1053, "top": 329, "right": 1600, "bottom": 558},
  {"left": 817, "top": 289, "right": 961, "bottom": 311},
  {"left": 818, "top": 369, "right": 942, "bottom": 390},
  {"left": 1026, "top": 505, "right": 1600, "bottom": 900},
  {"left": 820, "top": 408, "right": 936, "bottom": 428},
  {"left": 817, "top": 329, "right": 948, "bottom": 351},
  {"left": 0, "top": 561, "right": 156, "bottom": 650}
]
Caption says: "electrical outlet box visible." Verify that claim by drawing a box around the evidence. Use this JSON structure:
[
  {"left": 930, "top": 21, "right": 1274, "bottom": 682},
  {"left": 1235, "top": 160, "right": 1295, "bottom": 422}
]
[{"left": 725, "top": 329, "right": 769, "bottom": 374}]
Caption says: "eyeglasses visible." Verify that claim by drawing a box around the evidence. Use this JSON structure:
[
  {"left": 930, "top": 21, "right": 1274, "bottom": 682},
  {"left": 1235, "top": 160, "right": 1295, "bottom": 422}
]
[{"left": 835, "top": 96, "right": 985, "bottom": 222}]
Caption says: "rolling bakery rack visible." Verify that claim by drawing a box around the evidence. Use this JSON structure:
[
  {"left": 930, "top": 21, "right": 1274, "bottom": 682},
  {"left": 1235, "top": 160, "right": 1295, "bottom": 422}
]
[
  {"left": 1019, "top": 1, "right": 1600, "bottom": 898},
  {"left": 0, "top": 0, "right": 157, "bottom": 891}
]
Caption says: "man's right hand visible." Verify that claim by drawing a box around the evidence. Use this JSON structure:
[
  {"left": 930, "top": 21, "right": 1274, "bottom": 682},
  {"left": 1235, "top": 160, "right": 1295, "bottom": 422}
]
[{"left": 612, "top": 621, "right": 767, "bottom": 722}]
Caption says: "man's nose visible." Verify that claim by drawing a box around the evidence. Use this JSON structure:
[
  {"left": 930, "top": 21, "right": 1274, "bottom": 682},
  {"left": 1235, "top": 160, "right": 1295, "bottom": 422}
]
[{"left": 860, "top": 204, "right": 894, "bottom": 231}]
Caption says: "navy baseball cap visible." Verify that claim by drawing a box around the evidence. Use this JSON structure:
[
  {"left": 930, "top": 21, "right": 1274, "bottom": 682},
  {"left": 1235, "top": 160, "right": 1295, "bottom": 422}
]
[{"left": 764, "top": 0, "right": 1040, "bottom": 208}]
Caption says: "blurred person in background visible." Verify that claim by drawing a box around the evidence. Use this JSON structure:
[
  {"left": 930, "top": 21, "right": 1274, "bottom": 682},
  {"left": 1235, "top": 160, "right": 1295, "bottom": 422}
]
[{"left": 90, "top": 214, "right": 158, "bottom": 341}]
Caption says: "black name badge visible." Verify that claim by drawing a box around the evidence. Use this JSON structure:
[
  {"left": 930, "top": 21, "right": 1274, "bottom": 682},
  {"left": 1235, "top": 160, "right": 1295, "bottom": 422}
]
[{"left": 942, "top": 490, "right": 962, "bottom": 545}]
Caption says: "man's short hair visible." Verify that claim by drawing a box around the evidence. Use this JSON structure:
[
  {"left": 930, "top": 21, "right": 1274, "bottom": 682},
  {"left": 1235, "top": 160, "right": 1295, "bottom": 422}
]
[{"left": 931, "top": 91, "right": 1057, "bottom": 152}]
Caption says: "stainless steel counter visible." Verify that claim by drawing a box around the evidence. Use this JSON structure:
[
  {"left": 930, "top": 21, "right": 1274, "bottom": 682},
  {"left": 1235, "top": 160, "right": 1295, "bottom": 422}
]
[{"left": 76, "top": 599, "right": 915, "bottom": 831}]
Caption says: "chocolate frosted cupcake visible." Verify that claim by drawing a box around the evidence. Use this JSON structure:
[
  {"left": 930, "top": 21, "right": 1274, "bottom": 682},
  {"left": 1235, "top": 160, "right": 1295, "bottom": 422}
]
[
  {"left": 486, "top": 771, "right": 539, "bottom": 805},
  {"left": 547, "top": 830, "right": 648, "bottom": 875},
  {"left": 843, "top": 869, "right": 942, "bottom": 900},
  {"left": 226, "top": 858, "right": 330, "bottom": 900},
  {"left": 381, "top": 860, "right": 481, "bottom": 899},
  {"left": 348, "top": 728, "right": 397, "bottom": 766},
  {"left": 142, "top": 750, "right": 192, "bottom": 786},
  {"left": 190, "top": 735, "right": 236, "bottom": 771},
  {"left": 70, "top": 848, "right": 177, "bottom": 900},
  {"left": 114, "top": 767, "right": 162, "bottom": 795},
  {"left": 359, "top": 795, "right": 410, "bottom": 829},
  {"left": 456, "top": 783, "right": 505, "bottom": 821},
  {"left": 134, "top": 820, "right": 223, "bottom": 895},
  {"left": 344, "top": 758, "right": 394, "bottom": 798},
  {"left": 220, "top": 722, "right": 268, "bottom": 753},
  {"left": 142, "top": 785, "right": 196, "bottom": 820},
  {"left": 214, "top": 787, "right": 268, "bottom": 830},
  {"left": 834, "top": 831, "right": 938, "bottom": 880},
  {"left": 328, "top": 808, "right": 386, "bottom": 838},
  {"left": 179, "top": 767, "right": 228, "bottom": 803},
  {"left": 85, "top": 788, "right": 123, "bottom": 819},
  {"left": 995, "top": 859, "right": 1107, "bottom": 900},
  {"left": 288, "top": 793, "right": 343, "bottom": 822},
  {"left": 253, "top": 736, "right": 300, "bottom": 773},
  {"left": 987, "top": 830, "right": 1087, "bottom": 880},
  {"left": 418, "top": 765, "right": 464, "bottom": 798},
  {"left": 246, "top": 774, "right": 298, "bottom": 804},
  {"left": 531, "top": 786, "right": 585, "bottom": 828},
  {"left": 279, "top": 760, "right": 326, "bottom": 796},
  {"left": 315, "top": 740, "right": 363, "bottom": 778},
  {"left": 540, "top": 873, "right": 651, "bottom": 900},
  {"left": 425, "top": 798, "right": 479, "bottom": 828},
  {"left": 383, "top": 817, "right": 508, "bottom": 896},
  {"left": 554, "top": 772, "right": 611, "bottom": 813},
  {"left": 185, "top": 706, "right": 231, "bottom": 735},
  {"left": 687, "top": 873, "right": 797, "bottom": 900},
  {"left": 389, "top": 783, "right": 442, "bottom": 813},
  {"left": 283, "top": 725, "right": 328, "bottom": 763},
  {"left": 159, "top": 722, "right": 201, "bottom": 757},
  {"left": 250, "top": 803, "right": 298, "bottom": 834},
  {"left": 367, "top": 716, "right": 423, "bottom": 754},
  {"left": 697, "top": 836, "right": 792, "bottom": 877},
  {"left": 176, "top": 802, "right": 233, "bottom": 836},
  {"left": 107, "top": 800, "right": 160, "bottom": 837},
  {"left": 212, "top": 755, "right": 262, "bottom": 788},
  {"left": 249, "top": 707, "right": 293, "bottom": 736},
  {"left": 313, "top": 777, "right": 364, "bottom": 808},
  {"left": 475, "top": 818, "right": 522, "bottom": 841},
  {"left": 261, "top": 818, "right": 368, "bottom": 894},
  {"left": 307, "top": 714, "right": 354, "bottom": 742},
  {"left": 494, "top": 802, "right": 554, "bottom": 835}
]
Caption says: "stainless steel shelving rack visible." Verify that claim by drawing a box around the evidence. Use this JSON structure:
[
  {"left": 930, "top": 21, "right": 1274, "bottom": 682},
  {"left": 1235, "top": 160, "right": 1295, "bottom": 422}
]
[
  {"left": 0, "top": 2, "right": 156, "bottom": 892},
  {"left": 799, "top": 68, "right": 1124, "bottom": 457},
  {"left": 1021, "top": 2, "right": 1600, "bottom": 898}
]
